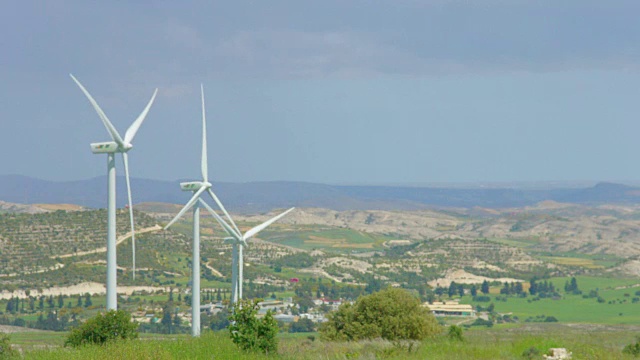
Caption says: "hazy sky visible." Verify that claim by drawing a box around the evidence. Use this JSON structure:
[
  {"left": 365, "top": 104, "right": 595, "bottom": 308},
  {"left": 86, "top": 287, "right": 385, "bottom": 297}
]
[{"left": 2, "top": 1, "right": 640, "bottom": 184}]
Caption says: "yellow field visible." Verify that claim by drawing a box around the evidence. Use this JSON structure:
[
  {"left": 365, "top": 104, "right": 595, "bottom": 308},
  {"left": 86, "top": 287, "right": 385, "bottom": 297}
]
[
  {"left": 305, "top": 236, "right": 373, "bottom": 249},
  {"left": 543, "top": 256, "right": 603, "bottom": 269},
  {"left": 34, "top": 203, "right": 83, "bottom": 211}
]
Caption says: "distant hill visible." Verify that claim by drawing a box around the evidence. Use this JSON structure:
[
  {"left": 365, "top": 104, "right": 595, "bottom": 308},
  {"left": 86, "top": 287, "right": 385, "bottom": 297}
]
[{"left": 1, "top": 175, "right": 640, "bottom": 212}]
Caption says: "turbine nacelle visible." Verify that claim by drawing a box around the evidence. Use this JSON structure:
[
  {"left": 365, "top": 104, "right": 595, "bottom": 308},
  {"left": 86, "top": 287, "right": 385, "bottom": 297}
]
[
  {"left": 90, "top": 142, "right": 119, "bottom": 154},
  {"left": 180, "top": 181, "right": 212, "bottom": 192},
  {"left": 90, "top": 142, "right": 133, "bottom": 154}
]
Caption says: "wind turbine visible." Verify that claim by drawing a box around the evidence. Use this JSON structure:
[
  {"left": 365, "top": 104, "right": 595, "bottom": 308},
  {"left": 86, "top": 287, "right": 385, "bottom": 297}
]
[
  {"left": 163, "top": 85, "right": 240, "bottom": 337},
  {"left": 199, "top": 201, "right": 294, "bottom": 304},
  {"left": 70, "top": 74, "right": 157, "bottom": 310}
]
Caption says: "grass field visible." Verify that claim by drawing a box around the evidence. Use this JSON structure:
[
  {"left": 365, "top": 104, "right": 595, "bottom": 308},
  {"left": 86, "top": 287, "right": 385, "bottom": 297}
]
[
  {"left": 18, "top": 324, "right": 640, "bottom": 359},
  {"left": 462, "top": 276, "right": 640, "bottom": 324},
  {"left": 262, "top": 227, "right": 388, "bottom": 252}
]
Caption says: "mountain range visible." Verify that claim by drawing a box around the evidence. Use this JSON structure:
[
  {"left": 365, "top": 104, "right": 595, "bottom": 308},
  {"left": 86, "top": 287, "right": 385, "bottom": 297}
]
[{"left": 1, "top": 175, "right": 640, "bottom": 213}]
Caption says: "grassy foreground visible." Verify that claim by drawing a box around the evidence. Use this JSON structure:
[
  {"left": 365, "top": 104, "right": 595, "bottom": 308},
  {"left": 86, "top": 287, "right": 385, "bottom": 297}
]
[{"left": 22, "top": 324, "right": 640, "bottom": 360}]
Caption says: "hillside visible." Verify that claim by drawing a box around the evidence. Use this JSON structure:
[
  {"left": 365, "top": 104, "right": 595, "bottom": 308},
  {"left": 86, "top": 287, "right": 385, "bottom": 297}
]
[
  {"left": 2, "top": 201, "right": 640, "bottom": 302},
  {"left": 3, "top": 175, "right": 640, "bottom": 212}
]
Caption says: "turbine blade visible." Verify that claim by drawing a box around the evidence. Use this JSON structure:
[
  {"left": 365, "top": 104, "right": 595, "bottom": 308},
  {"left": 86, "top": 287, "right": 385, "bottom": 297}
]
[
  {"left": 69, "top": 74, "right": 124, "bottom": 146},
  {"left": 124, "top": 88, "right": 158, "bottom": 144},
  {"left": 164, "top": 186, "right": 207, "bottom": 230},
  {"left": 207, "top": 189, "right": 241, "bottom": 236},
  {"left": 243, "top": 207, "right": 295, "bottom": 241},
  {"left": 201, "top": 84, "right": 208, "bottom": 182},
  {"left": 198, "top": 199, "right": 241, "bottom": 239},
  {"left": 122, "top": 153, "right": 136, "bottom": 280}
]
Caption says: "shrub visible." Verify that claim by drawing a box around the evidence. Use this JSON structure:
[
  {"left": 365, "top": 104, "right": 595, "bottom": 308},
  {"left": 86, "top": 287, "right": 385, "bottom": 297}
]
[
  {"left": 623, "top": 336, "right": 640, "bottom": 356},
  {"left": 470, "top": 318, "right": 493, "bottom": 327},
  {"left": 64, "top": 309, "right": 139, "bottom": 347},
  {"left": 522, "top": 346, "right": 540, "bottom": 359},
  {"left": 472, "top": 295, "right": 491, "bottom": 302},
  {"left": 447, "top": 325, "right": 464, "bottom": 342},
  {"left": 320, "top": 288, "right": 441, "bottom": 341},
  {"left": 0, "top": 334, "right": 17, "bottom": 358},
  {"left": 228, "top": 299, "right": 278, "bottom": 354},
  {"left": 289, "top": 318, "right": 316, "bottom": 333}
]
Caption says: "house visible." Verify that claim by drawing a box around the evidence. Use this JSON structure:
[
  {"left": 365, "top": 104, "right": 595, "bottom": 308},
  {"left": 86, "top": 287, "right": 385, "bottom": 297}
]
[{"left": 425, "top": 301, "right": 476, "bottom": 317}]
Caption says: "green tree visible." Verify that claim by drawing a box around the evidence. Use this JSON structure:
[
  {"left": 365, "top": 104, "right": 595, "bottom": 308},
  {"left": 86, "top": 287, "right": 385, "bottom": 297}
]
[
  {"left": 209, "top": 309, "right": 230, "bottom": 331},
  {"left": 84, "top": 293, "right": 92, "bottom": 308},
  {"left": 321, "top": 288, "right": 441, "bottom": 341},
  {"left": 161, "top": 307, "right": 173, "bottom": 334},
  {"left": 448, "top": 282, "right": 457, "bottom": 298},
  {"left": 228, "top": 299, "right": 278, "bottom": 354},
  {"left": 481, "top": 280, "right": 490, "bottom": 295},
  {"left": 64, "top": 310, "right": 138, "bottom": 347},
  {"left": 289, "top": 318, "right": 315, "bottom": 333}
]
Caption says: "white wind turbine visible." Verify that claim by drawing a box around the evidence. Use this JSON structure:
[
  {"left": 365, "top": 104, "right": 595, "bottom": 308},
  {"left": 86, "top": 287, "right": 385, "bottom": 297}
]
[
  {"left": 70, "top": 74, "right": 157, "bottom": 310},
  {"left": 163, "top": 85, "right": 241, "bottom": 337},
  {"left": 199, "top": 201, "right": 294, "bottom": 304}
]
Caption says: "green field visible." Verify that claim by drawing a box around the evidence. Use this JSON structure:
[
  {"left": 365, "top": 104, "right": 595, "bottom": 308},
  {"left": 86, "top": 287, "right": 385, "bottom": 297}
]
[
  {"left": 17, "top": 324, "right": 640, "bottom": 359},
  {"left": 462, "top": 276, "right": 640, "bottom": 324},
  {"left": 261, "top": 227, "right": 390, "bottom": 252}
]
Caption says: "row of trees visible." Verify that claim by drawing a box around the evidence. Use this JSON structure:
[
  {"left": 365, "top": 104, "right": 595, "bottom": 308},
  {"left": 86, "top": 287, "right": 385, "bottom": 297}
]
[{"left": 4, "top": 293, "right": 92, "bottom": 314}]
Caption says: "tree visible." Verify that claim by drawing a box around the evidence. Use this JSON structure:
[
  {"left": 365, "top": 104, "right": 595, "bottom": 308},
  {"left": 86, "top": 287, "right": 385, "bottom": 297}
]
[
  {"left": 321, "top": 288, "right": 441, "bottom": 341},
  {"left": 161, "top": 307, "right": 173, "bottom": 334},
  {"left": 470, "top": 285, "right": 477, "bottom": 297},
  {"left": 5, "top": 298, "right": 14, "bottom": 314},
  {"left": 481, "top": 280, "right": 490, "bottom": 295},
  {"left": 228, "top": 299, "right": 278, "bottom": 354},
  {"left": 209, "top": 309, "right": 230, "bottom": 331},
  {"left": 529, "top": 279, "right": 538, "bottom": 295},
  {"left": 514, "top": 282, "right": 524, "bottom": 295},
  {"left": 84, "top": 293, "right": 92, "bottom": 308},
  {"left": 289, "top": 318, "right": 315, "bottom": 333},
  {"left": 173, "top": 313, "right": 181, "bottom": 328},
  {"left": 448, "top": 282, "right": 457, "bottom": 298},
  {"left": 65, "top": 310, "right": 138, "bottom": 347}
]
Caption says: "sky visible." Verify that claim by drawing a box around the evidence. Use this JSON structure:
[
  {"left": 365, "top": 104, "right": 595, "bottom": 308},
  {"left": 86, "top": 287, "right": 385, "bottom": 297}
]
[{"left": 2, "top": 0, "right": 640, "bottom": 185}]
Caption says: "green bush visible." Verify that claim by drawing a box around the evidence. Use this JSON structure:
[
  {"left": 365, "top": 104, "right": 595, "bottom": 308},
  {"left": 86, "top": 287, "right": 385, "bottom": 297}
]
[
  {"left": 0, "top": 333, "right": 17, "bottom": 359},
  {"left": 522, "top": 346, "right": 540, "bottom": 359},
  {"left": 447, "top": 325, "right": 464, "bottom": 342},
  {"left": 64, "top": 309, "right": 139, "bottom": 347},
  {"left": 623, "top": 336, "right": 640, "bottom": 356},
  {"left": 320, "top": 288, "right": 441, "bottom": 341},
  {"left": 228, "top": 299, "right": 279, "bottom": 354}
]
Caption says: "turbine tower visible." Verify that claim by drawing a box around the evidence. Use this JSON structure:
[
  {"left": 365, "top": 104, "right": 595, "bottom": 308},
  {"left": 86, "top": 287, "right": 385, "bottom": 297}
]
[
  {"left": 199, "top": 200, "right": 294, "bottom": 304},
  {"left": 164, "top": 85, "right": 239, "bottom": 337},
  {"left": 70, "top": 74, "right": 157, "bottom": 310}
]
